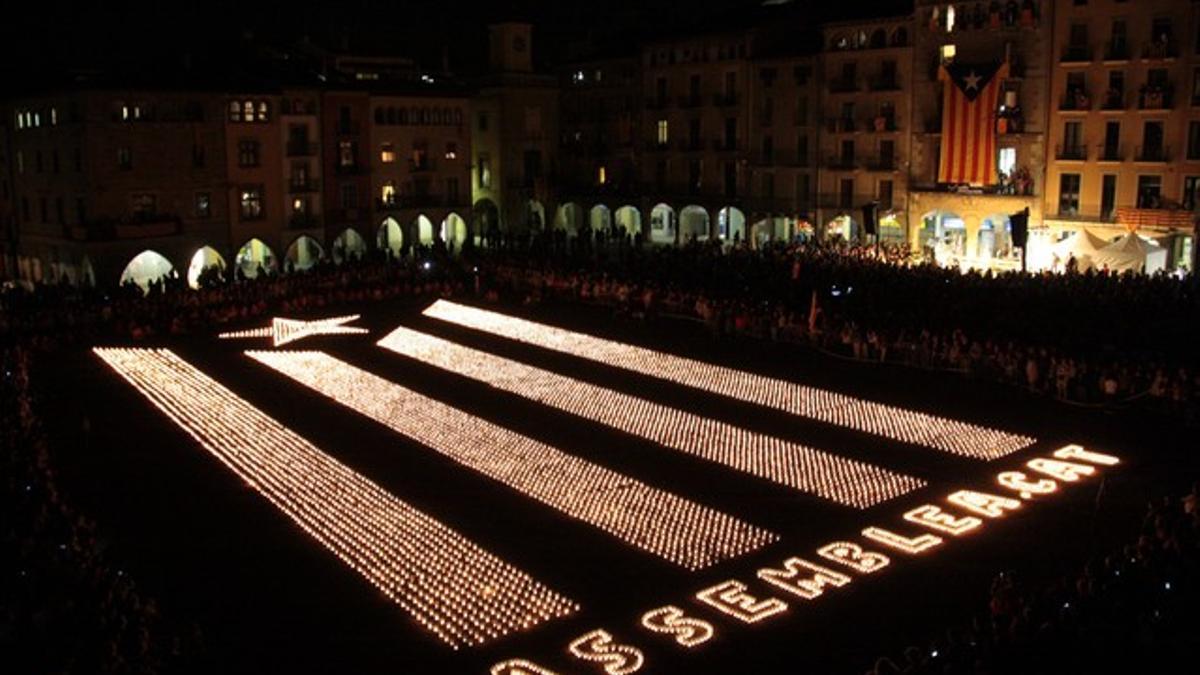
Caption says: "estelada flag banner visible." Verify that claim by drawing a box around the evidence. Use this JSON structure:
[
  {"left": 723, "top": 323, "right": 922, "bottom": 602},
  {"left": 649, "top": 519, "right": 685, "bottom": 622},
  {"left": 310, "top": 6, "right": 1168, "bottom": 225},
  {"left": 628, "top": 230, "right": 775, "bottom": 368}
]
[{"left": 938, "top": 61, "right": 1008, "bottom": 187}]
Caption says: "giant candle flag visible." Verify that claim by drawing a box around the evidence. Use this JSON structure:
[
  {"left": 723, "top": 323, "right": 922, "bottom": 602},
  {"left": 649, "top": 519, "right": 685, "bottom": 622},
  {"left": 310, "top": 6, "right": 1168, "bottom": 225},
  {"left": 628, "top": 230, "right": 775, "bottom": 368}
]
[{"left": 937, "top": 61, "right": 1008, "bottom": 186}]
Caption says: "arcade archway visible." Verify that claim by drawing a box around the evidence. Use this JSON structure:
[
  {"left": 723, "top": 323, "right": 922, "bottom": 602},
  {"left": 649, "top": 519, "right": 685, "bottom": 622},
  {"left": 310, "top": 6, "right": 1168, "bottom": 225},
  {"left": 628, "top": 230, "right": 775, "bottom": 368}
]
[
  {"left": 377, "top": 217, "right": 404, "bottom": 257},
  {"left": 680, "top": 205, "right": 710, "bottom": 241},
  {"left": 615, "top": 205, "right": 641, "bottom": 237},
  {"left": 186, "top": 246, "right": 227, "bottom": 289},
  {"left": 120, "top": 250, "right": 175, "bottom": 293},
  {"left": 649, "top": 203, "right": 676, "bottom": 244},
  {"left": 235, "top": 238, "right": 277, "bottom": 278},
  {"left": 285, "top": 236, "right": 324, "bottom": 272},
  {"left": 332, "top": 228, "right": 367, "bottom": 264}
]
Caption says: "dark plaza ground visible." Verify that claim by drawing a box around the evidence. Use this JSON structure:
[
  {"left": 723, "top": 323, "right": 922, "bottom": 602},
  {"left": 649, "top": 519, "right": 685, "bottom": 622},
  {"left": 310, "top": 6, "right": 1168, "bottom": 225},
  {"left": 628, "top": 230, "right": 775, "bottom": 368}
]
[{"left": 41, "top": 296, "right": 1195, "bottom": 674}]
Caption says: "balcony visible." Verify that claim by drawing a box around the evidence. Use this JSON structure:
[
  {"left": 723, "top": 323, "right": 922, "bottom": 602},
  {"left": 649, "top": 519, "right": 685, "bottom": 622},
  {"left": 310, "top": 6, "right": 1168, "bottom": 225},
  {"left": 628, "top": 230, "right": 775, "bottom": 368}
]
[
  {"left": 817, "top": 192, "right": 870, "bottom": 209},
  {"left": 712, "top": 93, "right": 739, "bottom": 107},
  {"left": 1100, "top": 90, "right": 1126, "bottom": 111},
  {"left": 645, "top": 97, "right": 671, "bottom": 110},
  {"left": 335, "top": 121, "right": 361, "bottom": 135},
  {"left": 1142, "top": 40, "right": 1179, "bottom": 61},
  {"left": 1061, "top": 44, "right": 1093, "bottom": 63},
  {"left": 334, "top": 162, "right": 365, "bottom": 175},
  {"left": 286, "top": 141, "right": 318, "bottom": 157},
  {"left": 1059, "top": 90, "right": 1091, "bottom": 112},
  {"left": 1103, "top": 40, "right": 1131, "bottom": 62},
  {"left": 69, "top": 215, "right": 182, "bottom": 241},
  {"left": 408, "top": 157, "right": 436, "bottom": 172},
  {"left": 1135, "top": 145, "right": 1169, "bottom": 162},
  {"left": 865, "top": 156, "right": 898, "bottom": 171},
  {"left": 868, "top": 115, "right": 899, "bottom": 132},
  {"left": 677, "top": 94, "right": 702, "bottom": 108},
  {"left": 288, "top": 178, "right": 321, "bottom": 193},
  {"left": 825, "top": 154, "right": 858, "bottom": 170},
  {"left": 1096, "top": 143, "right": 1125, "bottom": 162},
  {"left": 1055, "top": 144, "right": 1088, "bottom": 161},
  {"left": 646, "top": 140, "right": 671, "bottom": 152},
  {"left": 1138, "top": 86, "right": 1174, "bottom": 110},
  {"left": 828, "top": 78, "right": 860, "bottom": 94},
  {"left": 825, "top": 117, "right": 857, "bottom": 133},
  {"left": 869, "top": 77, "right": 900, "bottom": 92},
  {"left": 712, "top": 139, "right": 741, "bottom": 153},
  {"left": 677, "top": 139, "right": 705, "bottom": 153}
]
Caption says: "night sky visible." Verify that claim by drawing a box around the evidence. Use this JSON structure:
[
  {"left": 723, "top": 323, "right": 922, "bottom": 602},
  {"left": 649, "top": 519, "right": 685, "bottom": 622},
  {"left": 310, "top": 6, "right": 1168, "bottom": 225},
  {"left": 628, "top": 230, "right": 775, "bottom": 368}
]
[{"left": 2, "top": 0, "right": 913, "bottom": 88}]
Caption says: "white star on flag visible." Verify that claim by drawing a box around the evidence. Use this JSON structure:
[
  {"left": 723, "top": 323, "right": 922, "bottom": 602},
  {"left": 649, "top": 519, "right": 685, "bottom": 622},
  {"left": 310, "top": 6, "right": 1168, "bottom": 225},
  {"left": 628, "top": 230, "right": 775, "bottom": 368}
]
[
  {"left": 218, "top": 314, "right": 369, "bottom": 347},
  {"left": 963, "top": 71, "right": 982, "bottom": 92}
]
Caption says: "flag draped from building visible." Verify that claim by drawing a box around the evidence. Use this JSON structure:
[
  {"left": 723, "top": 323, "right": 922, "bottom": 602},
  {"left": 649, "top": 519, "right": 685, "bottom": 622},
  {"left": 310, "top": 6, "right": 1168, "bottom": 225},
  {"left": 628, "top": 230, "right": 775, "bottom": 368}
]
[{"left": 938, "top": 61, "right": 1008, "bottom": 186}]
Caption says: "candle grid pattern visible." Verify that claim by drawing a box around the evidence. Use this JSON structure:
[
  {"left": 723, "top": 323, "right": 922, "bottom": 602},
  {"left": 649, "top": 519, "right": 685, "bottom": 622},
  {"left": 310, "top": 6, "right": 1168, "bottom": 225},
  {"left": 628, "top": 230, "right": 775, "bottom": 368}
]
[
  {"left": 377, "top": 326, "right": 923, "bottom": 508},
  {"left": 423, "top": 301, "right": 1035, "bottom": 461},
  {"left": 246, "top": 349, "right": 778, "bottom": 570},
  {"left": 93, "top": 347, "right": 579, "bottom": 649}
]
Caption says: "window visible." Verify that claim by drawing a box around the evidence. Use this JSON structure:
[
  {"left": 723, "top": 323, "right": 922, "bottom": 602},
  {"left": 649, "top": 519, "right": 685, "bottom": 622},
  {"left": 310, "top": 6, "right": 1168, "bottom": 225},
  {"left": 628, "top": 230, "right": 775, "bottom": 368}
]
[
  {"left": 1192, "top": 68, "right": 1200, "bottom": 105},
  {"left": 1185, "top": 176, "right": 1200, "bottom": 211},
  {"left": 1063, "top": 121, "right": 1084, "bottom": 155},
  {"left": 656, "top": 119, "right": 669, "bottom": 145},
  {"left": 523, "top": 106, "right": 542, "bottom": 136},
  {"left": 117, "top": 147, "right": 132, "bottom": 170},
  {"left": 796, "top": 135, "right": 809, "bottom": 165},
  {"left": 75, "top": 198, "right": 85, "bottom": 225},
  {"left": 380, "top": 143, "right": 395, "bottom": 163},
  {"left": 478, "top": 154, "right": 492, "bottom": 188},
  {"left": 1101, "top": 175, "right": 1117, "bottom": 218},
  {"left": 445, "top": 142, "right": 458, "bottom": 160},
  {"left": 15, "top": 151, "right": 23, "bottom": 174},
  {"left": 228, "top": 101, "right": 242, "bottom": 121},
  {"left": 338, "top": 140, "right": 356, "bottom": 167},
  {"left": 131, "top": 193, "right": 157, "bottom": 217},
  {"left": 1189, "top": 121, "right": 1200, "bottom": 160},
  {"left": 446, "top": 177, "right": 460, "bottom": 203},
  {"left": 688, "top": 159, "right": 702, "bottom": 194},
  {"left": 878, "top": 179, "right": 894, "bottom": 209},
  {"left": 195, "top": 192, "right": 211, "bottom": 218},
  {"left": 796, "top": 173, "right": 811, "bottom": 203},
  {"left": 1137, "top": 175, "right": 1162, "bottom": 207},
  {"left": 761, "top": 172, "right": 775, "bottom": 198},
  {"left": 839, "top": 178, "right": 854, "bottom": 208},
  {"left": 1058, "top": 174, "right": 1081, "bottom": 214},
  {"left": 237, "top": 140, "right": 260, "bottom": 167},
  {"left": 940, "top": 44, "right": 956, "bottom": 64},
  {"left": 192, "top": 144, "right": 205, "bottom": 168},
  {"left": 380, "top": 181, "right": 397, "bottom": 205},
  {"left": 597, "top": 165, "right": 607, "bottom": 185},
  {"left": 256, "top": 101, "right": 269, "bottom": 122},
  {"left": 340, "top": 183, "right": 358, "bottom": 209},
  {"left": 240, "top": 186, "right": 264, "bottom": 220},
  {"left": 478, "top": 111, "right": 489, "bottom": 131},
  {"left": 723, "top": 162, "right": 736, "bottom": 196},
  {"left": 795, "top": 95, "right": 808, "bottom": 125},
  {"left": 762, "top": 135, "right": 773, "bottom": 162}
]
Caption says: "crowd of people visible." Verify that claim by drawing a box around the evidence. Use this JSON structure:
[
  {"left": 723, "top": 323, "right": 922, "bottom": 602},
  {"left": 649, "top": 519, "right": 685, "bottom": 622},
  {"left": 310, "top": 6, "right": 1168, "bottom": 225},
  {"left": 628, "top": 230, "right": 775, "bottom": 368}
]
[
  {"left": 865, "top": 483, "right": 1200, "bottom": 674},
  {"left": 1, "top": 234, "right": 1197, "bottom": 672},
  {"left": 1, "top": 345, "right": 202, "bottom": 672},
  {"left": 472, "top": 236, "right": 1198, "bottom": 421}
]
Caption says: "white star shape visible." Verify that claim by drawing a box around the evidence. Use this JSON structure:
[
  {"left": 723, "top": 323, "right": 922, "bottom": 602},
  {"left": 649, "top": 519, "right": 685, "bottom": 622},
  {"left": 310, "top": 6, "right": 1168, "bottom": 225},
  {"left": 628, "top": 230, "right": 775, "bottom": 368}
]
[
  {"left": 218, "top": 314, "right": 369, "bottom": 347},
  {"left": 963, "top": 71, "right": 982, "bottom": 92}
]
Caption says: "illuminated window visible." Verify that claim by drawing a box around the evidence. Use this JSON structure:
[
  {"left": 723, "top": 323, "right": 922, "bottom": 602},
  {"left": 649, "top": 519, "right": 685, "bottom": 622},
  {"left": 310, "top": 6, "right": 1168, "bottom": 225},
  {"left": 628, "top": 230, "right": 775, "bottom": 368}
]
[
  {"left": 946, "top": 5, "right": 955, "bottom": 32},
  {"left": 657, "top": 119, "right": 669, "bottom": 145},
  {"left": 598, "top": 165, "right": 607, "bottom": 185},
  {"left": 999, "top": 147, "right": 1016, "bottom": 176},
  {"left": 256, "top": 101, "right": 269, "bottom": 122},
  {"left": 338, "top": 140, "right": 356, "bottom": 167},
  {"left": 940, "top": 44, "right": 957, "bottom": 63},
  {"left": 131, "top": 193, "right": 157, "bottom": 217},
  {"left": 380, "top": 181, "right": 397, "bottom": 205},
  {"left": 445, "top": 142, "right": 458, "bottom": 160},
  {"left": 116, "top": 147, "right": 132, "bottom": 170},
  {"left": 292, "top": 197, "right": 306, "bottom": 213},
  {"left": 228, "top": 101, "right": 241, "bottom": 121},
  {"left": 237, "top": 140, "right": 260, "bottom": 167},
  {"left": 243, "top": 101, "right": 254, "bottom": 121},
  {"left": 380, "top": 143, "right": 395, "bottom": 163},
  {"left": 240, "top": 186, "right": 264, "bottom": 220},
  {"left": 50, "top": 108, "right": 57, "bottom": 126}
]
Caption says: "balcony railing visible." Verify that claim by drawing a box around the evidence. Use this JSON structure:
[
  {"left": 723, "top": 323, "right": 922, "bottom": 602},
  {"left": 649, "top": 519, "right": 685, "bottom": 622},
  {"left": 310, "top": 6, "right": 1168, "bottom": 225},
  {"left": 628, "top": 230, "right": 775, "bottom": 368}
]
[
  {"left": 868, "top": 116, "right": 899, "bottom": 132},
  {"left": 677, "top": 139, "right": 705, "bottom": 152},
  {"left": 334, "top": 162, "right": 365, "bottom": 175},
  {"left": 645, "top": 140, "right": 671, "bottom": 152},
  {"left": 288, "top": 179, "right": 320, "bottom": 193},
  {"left": 1096, "top": 144, "right": 1125, "bottom": 162},
  {"left": 1142, "top": 40, "right": 1179, "bottom": 60},
  {"left": 1059, "top": 90, "right": 1091, "bottom": 111},
  {"left": 408, "top": 158, "right": 436, "bottom": 172},
  {"left": 1061, "top": 45, "right": 1093, "bottom": 63},
  {"left": 1135, "top": 145, "right": 1170, "bottom": 162},
  {"left": 712, "top": 93, "right": 739, "bottom": 107},
  {"left": 1138, "top": 87, "right": 1174, "bottom": 109},
  {"left": 286, "top": 141, "right": 318, "bottom": 157},
  {"left": 817, "top": 192, "right": 871, "bottom": 209},
  {"left": 869, "top": 77, "right": 900, "bottom": 92},
  {"left": 825, "top": 117, "right": 857, "bottom": 133},
  {"left": 829, "top": 78, "right": 860, "bottom": 93},
  {"left": 1100, "top": 91, "right": 1126, "bottom": 110},
  {"left": 645, "top": 97, "right": 670, "bottom": 110},
  {"left": 1055, "top": 144, "right": 1088, "bottom": 161},
  {"left": 335, "top": 121, "right": 361, "bottom": 135},
  {"left": 1103, "top": 40, "right": 1131, "bottom": 61},
  {"left": 825, "top": 155, "right": 858, "bottom": 170},
  {"left": 288, "top": 214, "right": 322, "bottom": 230},
  {"left": 865, "top": 156, "right": 897, "bottom": 171},
  {"left": 677, "top": 94, "right": 702, "bottom": 108},
  {"left": 712, "top": 139, "right": 741, "bottom": 152}
]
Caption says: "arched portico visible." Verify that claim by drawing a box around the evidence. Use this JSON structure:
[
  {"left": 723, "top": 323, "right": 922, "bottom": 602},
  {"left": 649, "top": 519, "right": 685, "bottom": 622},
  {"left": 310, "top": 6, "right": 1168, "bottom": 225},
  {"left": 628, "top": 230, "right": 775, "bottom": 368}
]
[
  {"left": 187, "top": 246, "right": 227, "bottom": 289},
  {"left": 235, "top": 238, "right": 277, "bottom": 278}
]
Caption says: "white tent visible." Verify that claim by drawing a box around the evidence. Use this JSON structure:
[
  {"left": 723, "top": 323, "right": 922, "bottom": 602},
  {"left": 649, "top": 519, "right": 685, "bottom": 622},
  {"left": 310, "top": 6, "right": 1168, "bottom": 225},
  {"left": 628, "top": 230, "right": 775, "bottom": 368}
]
[
  {"left": 1091, "top": 232, "right": 1169, "bottom": 274},
  {"left": 1051, "top": 229, "right": 1107, "bottom": 271}
]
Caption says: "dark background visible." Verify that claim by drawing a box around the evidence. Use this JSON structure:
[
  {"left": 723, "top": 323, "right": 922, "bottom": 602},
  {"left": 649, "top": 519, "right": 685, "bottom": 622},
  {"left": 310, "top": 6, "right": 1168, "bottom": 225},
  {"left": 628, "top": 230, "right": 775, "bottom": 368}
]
[{"left": 1, "top": 0, "right": 913, "bottom": 88}]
